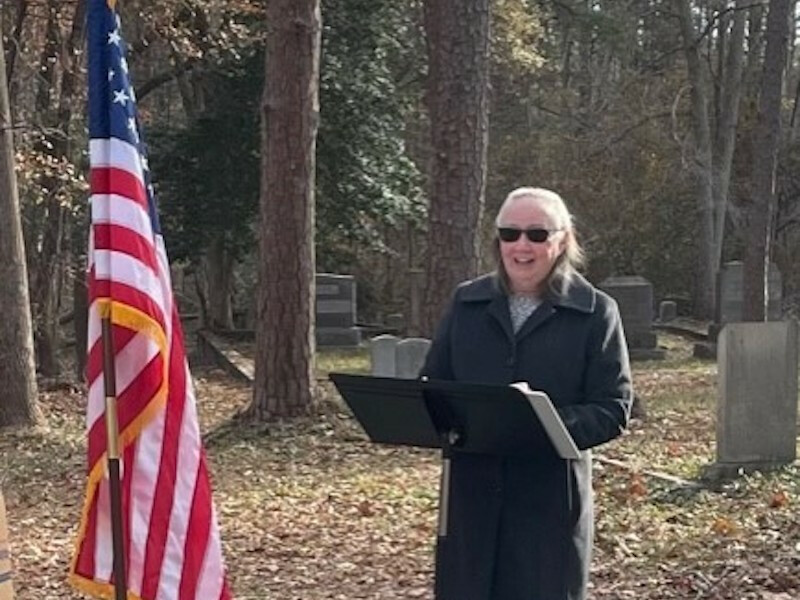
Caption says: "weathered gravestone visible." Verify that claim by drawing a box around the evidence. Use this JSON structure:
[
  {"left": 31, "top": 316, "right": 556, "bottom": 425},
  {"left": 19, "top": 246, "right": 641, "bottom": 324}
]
[
  {"left": 369, "top": 335, "right": 431, "bottom": 379},
  {"left": 600, "top": 276, "right": 664, "bottom": 360},
  {"left": 395, "top": 338, "right": 432, "bottom": 379},
  {"left": 716, "top": 261, "right": 782, "bottom": 324},
  {"left": 697, "top": 262, "right": 783, "bottom": 359},
  {"left": 708, "top": 321, "right": 799, "bottom": 479},
  {"left": 316, "top": 273, "right": 361, "bottom": 347},
  {"left": 370, "top": 334, "right": 399, "bottom": 377},
  {"left": 658, "top": 300, "right": 677, "bottom": 323}
]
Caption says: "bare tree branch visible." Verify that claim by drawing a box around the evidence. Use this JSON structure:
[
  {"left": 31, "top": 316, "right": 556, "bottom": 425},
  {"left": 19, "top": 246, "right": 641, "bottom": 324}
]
[
  {"left": 136, "top": 60, "right": 198, "bottom": 101},
  {"left": 585, "top": 111, "right": 674, "bottom": 159}
]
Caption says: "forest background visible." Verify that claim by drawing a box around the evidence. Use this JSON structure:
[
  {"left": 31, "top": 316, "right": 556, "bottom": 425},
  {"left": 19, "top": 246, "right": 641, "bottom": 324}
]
[
  {"left": 2, "top": 0, "right": 800, "bottom": 388},
  {"left": 1, "top": 1, "right": 800, "bottom": 598}
]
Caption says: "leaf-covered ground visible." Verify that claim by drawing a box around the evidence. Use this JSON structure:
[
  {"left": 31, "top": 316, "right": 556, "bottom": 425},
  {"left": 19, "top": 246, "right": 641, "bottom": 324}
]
[{"left": 1, "top": 334, "right": 799, "bottom": 599}]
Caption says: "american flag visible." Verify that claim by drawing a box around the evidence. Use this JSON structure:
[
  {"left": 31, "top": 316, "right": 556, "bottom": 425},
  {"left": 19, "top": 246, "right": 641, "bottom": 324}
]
[{"left": 69, "top": 1, "right": 231, "bottom": 598}]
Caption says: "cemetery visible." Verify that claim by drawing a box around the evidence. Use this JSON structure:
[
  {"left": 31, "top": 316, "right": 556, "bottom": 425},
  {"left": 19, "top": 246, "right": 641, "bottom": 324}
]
[
  {"left": 2, "top": 0, "right": 800, "bottom": 599},
  {"left": 3, "top": 262, "right": 800, "bottom": 598},
  {"left": 3, "top": 237, "right": 800, "bottom": 600},
  {"left": 1, "top": 323, "right": 800, "bottom": 598}
]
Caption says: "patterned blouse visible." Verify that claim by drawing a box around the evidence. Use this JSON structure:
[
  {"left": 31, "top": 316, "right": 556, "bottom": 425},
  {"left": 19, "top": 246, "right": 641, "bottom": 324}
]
[{"left": 509, "top": 294, "right": 542, "bottom": 333}]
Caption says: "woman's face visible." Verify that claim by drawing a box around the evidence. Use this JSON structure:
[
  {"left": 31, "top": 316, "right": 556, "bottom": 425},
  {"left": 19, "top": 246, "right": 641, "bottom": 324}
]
[{"left": 497, "top": 196, "right": 566, "bottom": 295}]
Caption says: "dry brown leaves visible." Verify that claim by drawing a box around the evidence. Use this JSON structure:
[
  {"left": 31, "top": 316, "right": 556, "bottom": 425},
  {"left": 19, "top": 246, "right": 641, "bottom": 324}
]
[{"left": 1, "top": 334, "right": 798, "bottom": 599}]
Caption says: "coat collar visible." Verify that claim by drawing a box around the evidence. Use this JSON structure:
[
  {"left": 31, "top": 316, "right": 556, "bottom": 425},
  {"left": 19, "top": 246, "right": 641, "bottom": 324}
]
[{"left": 458, "top": 271, "right": 596, "bottom": 314}]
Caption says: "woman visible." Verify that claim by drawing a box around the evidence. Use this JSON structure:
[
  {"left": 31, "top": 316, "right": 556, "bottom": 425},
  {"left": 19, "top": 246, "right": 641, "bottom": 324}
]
[{"left": 421, "top": 187, "right": 632, "bottom": 600}]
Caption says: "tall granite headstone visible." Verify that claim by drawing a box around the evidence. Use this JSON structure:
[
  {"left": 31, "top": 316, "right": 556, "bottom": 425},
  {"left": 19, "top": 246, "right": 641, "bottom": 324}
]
[
  {"left": 716, "top": 261, "right": 782, "bottom": 324},
  {"left": 316, "top": 273, "right": 361, "bottom": 347},
  {"left": 600, "top": 276, "right": 664, "bottom": 360}
]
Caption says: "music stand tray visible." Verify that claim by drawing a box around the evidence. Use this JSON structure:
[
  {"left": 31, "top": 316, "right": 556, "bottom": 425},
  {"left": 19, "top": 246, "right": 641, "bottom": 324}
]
[
  {"left": 329, "top": 373, "right": 580, "bottom": 598},
  {"left": 329, "top": 373, "right": 578, "bottom": 459}
]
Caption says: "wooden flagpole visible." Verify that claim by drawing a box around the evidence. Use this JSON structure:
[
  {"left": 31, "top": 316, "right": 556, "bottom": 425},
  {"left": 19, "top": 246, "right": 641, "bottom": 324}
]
[{"left": 101, "top": 316, "right": 128, "bottom": 600}]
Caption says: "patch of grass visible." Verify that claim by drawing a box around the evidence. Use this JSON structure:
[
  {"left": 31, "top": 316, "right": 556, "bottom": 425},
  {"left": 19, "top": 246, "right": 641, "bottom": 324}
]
[{"left": 316, "top": 346, "right": 370, "bottom": 377}]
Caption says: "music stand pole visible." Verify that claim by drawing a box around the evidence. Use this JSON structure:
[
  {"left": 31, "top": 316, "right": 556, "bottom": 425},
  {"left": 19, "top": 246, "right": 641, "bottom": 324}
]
[{"left": 436, "top": 429, "right": 460, "bottom": 538}]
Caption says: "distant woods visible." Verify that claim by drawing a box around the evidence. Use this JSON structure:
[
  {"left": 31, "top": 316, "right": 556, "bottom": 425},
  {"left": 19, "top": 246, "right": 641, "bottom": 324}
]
[{"left": 1, "top": 0, "right": 800, "bottom": 417}]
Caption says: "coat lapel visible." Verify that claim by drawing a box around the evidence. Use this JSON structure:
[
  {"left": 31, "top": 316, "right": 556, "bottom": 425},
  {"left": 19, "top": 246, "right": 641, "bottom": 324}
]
[
  {"left": 459, "top": 273, "right": 516, "bottom": 343},
  {"left": 513, "top": 274, "right": 596, "bottom": 343},
  {"left": 457, "top": 271, "right": 596, "bottom": 346},
  {"left": 486, "top": 294, "right": 515, "bottom": 343}
]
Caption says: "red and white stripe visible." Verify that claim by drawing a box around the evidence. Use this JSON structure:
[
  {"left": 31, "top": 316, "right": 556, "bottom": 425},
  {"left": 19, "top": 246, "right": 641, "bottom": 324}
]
[{"left": 70, "top": 135, "right": 231, "bottom": 599}]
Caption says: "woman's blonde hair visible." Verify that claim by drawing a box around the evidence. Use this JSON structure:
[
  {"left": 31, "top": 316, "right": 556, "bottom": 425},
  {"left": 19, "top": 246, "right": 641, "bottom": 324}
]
[{"left": 493, "top": 187, "right": 585, "bottom": 292}]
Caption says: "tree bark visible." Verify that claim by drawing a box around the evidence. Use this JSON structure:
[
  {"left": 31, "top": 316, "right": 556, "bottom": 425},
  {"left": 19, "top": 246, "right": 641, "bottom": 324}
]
[
  {"left": 203, "top": 234, "right": 235, "bottom": 330},
  {"left": 675, "top": 0, "right": 715, "bottom": 319},
  {"left": 743, "top": 2, "right": 766, "bottom": 92},
  {"left": 676, "top": 0, "right": 747, "bottom": 320},
  {"left": 28, "top": 0, "right": 63, "bottom": 376},
  {"left": 73, "top": 275, "right": 88, "bottom": 382},
  {"left": 29, "top": 0, "right": 86, "bottom": 377},
  {"left": 711, "top": 0, "right": 746, "bottom": 269},
  {"left": 4, "top": 0, "right": 28, "bottom": 101},
  {"left": 0, "top": 21, "right": 41, "bottom": 428},
  {"left": 421, "top": 0, "right": 491, "bottom": 336},
  {"left": 249, "top": 0, "right": 321, "bottom": 420},
  {"left": 741, "top": 0, "right": 792, "bottom": 321}
]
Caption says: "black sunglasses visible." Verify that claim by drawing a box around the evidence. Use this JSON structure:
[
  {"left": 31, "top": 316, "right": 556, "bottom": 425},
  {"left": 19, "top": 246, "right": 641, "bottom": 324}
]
[{"left": 497, "top": 227, "right": 561, "bottom": 243}]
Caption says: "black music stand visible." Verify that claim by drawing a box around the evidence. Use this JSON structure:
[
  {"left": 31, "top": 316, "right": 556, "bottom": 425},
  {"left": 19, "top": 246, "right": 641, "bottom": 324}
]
[{"left": 329, "top": 373, "right": 580, "bottom": 587}]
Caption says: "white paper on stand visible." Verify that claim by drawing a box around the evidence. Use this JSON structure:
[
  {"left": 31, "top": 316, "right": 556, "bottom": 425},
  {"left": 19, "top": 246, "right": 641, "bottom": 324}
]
[{"left": 510, "top": 382, "right": 581, "bottom": 460}]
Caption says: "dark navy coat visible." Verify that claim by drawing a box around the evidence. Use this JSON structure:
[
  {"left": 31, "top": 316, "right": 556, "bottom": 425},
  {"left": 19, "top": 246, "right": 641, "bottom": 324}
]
[{"left": 421, "top": 272, "right": 632, "bottom": 600}]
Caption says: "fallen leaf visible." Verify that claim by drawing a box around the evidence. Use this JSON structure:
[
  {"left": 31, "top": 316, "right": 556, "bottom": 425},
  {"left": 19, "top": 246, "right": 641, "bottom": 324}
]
[
  {"left": 628, "top": 473, "right": 647, "bottom": 498},
  {"left": 768, "top": 490, "right": 789, "bottom": 508},
  {"left": 711, "top": 516, "right": 739, "bottom": 536}
]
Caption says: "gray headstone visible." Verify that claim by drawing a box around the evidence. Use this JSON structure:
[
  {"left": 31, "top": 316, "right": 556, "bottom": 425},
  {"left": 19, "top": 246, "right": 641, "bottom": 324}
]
[
  {"left": 315, "top": 273, "right": 361, "bottom": 346},
  {"left": 717, "top": 261, "right": 782, "bottom": 324},
  {"left": 316, "top": 273, "right": 356, "bottom": 328},
  {"left": 600, "top": 276, "right": 656, "bottom": 349},
  {"left": 658, "top": 300, "right": 677, "bottom": 322},
  {"left": 395, "top": 338, "right": 432, "bottom": 379},
  {"left": 716, "top": 321, "right": 798, "bottom": 470},
  {"left": 370, "top": 334, "right": 400, "bottom": 377}
]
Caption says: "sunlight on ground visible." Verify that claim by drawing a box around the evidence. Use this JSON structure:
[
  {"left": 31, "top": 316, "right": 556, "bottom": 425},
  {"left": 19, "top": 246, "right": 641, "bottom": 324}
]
[
  {"left": 2, "top": 333, "right": 799, "bottom": 598},
  {"left": 315, "top": 347, "right": 370, "bottom": 377}
]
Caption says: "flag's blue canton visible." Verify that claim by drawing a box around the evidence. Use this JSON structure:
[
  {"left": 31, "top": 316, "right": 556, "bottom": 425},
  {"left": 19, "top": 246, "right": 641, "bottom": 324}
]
[{"left": 88, "top": 0, "right": 161, "bottom": 234}]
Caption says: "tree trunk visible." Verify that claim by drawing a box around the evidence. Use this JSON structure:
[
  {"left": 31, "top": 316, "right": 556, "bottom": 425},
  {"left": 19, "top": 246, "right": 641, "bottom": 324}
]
[
  {"left": 4, "top": 0, "right": 28, "bottom": 102},
  {"left": 73, "top": 274, "right": 88, "bottom": 381},
  {"left": 249, "top": 0, "right": 321, "bottom": 420},
  {"left": 28, "top": 0, "right": 62, "bottom": 376},
  {"left": 711, "top": 0, "right": 747, "bottom": 268},
  {"left": 742, "top": 0, "right": 792, "bottom": 321},
  {"left": 421, "top": 0, "right": 491, "bottom": 336},
  {"left": 29, "top": 0, "right": 85, "bottom": 377},
  {"left": 0, "top": 22, "right": 41, "bottom": 428},
  {"left": 743, "top": 3, "right": 766, "bottom": 92},
  {"left": 203, "top": 234, "right": 235, "bottom": 330},
  {"left": 32, "top": 210, "right": 65, "bottom": 377},
  {"left": 675, "top": 0, "right": 715, "bottom": 319}
]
